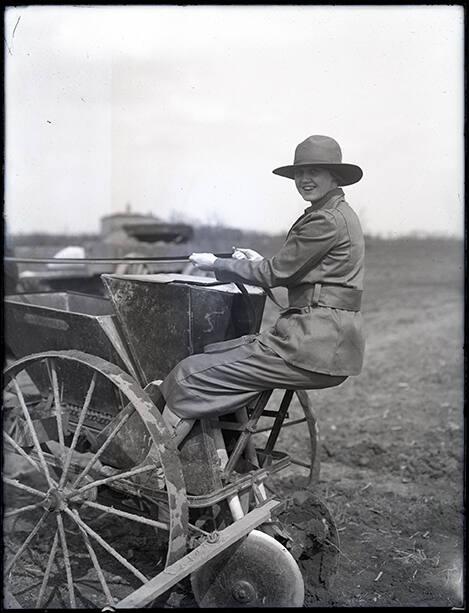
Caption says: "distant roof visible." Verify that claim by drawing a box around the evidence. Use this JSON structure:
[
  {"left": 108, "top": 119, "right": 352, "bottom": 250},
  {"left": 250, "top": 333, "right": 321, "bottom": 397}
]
[{"left": 101, "top": 212, "right": 161, "bottom": 221}]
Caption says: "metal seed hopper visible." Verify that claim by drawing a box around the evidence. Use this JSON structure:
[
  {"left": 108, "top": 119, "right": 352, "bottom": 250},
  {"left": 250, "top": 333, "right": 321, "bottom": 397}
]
[{"left": 3, "top": 273, "right": 339, "bottom": 609}]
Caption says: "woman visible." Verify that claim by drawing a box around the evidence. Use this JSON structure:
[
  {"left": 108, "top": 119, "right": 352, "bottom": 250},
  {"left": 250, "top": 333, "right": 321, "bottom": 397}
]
[{"left": 160, "top": 134, "right": 365, "bottom": 442}]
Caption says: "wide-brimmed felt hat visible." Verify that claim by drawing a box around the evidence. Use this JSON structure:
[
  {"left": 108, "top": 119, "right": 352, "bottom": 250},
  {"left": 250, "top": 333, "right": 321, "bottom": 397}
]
[{"left": 273, "top": 135, "right": 363, "bottom": 186}]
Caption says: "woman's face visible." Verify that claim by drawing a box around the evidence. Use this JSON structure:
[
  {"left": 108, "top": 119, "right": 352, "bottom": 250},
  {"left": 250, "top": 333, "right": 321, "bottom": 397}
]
[{"left": 294, "top": 167, "right": 338, "bottom": 203}]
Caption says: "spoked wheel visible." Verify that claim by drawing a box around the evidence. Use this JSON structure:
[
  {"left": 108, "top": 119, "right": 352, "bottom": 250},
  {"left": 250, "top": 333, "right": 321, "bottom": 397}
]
[{"left": 3, "top": 351, "right": 188, "bottom": 609}]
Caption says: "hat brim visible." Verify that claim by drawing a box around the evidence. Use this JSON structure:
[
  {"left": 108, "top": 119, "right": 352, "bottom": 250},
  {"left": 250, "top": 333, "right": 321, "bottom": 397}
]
[{"left": 272, "top": 163, "right": 363, "bottom": 186}]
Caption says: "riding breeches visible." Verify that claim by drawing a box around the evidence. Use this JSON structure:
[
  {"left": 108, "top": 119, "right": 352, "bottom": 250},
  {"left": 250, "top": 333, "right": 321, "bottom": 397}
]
[{"left": 159, "top": 337, "right": 346, "bottom": 419}]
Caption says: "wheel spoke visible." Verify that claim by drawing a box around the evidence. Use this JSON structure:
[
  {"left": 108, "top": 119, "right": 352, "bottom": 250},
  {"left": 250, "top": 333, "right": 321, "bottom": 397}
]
[
  {"left": 5, "top": 509, "right": 49, "bottom": 575},
  {"left": 3, "top": 476, "right": 47, "bottom": 499},
  {"left": 4, "top": 501, "right": 44, "bottom": 519},
  {"left": 13, "top": 580, "right": 44, "bottom": 596},
  {"left": 36, "top": 529, "right": 59, "bottom": 608},
  {"left": 59, "top": 372, "right": 97, "bottom": 488},
  {"left": 56, "top": 513, "right": 77, "bottom": 608},
  {"left": 45, "top": 585, "right": 64, "bottom": 608},
  {"left": 11, "top": 377, "right": 54, "bottom": 488},
  {"left": 290, "top": 456, "right": 311, "bottom": 468},
  {"left": 65, "top": 507, "right": 148, "bottom": 583},
  {"left": 81, "top": 499, "right": 169, "bottom": 531},
  {"left": 71, "top": 409, "right": 132, "bottom": 488},
  {"left": 255, "top": 417, "right": 307, "bottom": 434},
  {"left": 47, "top": 359, "right": 66, "bottom": 453},
  {"left": 3, "top": 431, "right": 42, "bottom": 473},
  {"left": 73, "top": 463, "right": 154, "bottom": 495},
  {"left": 75, "top": 520, "right": 115, "bottom": 607}
]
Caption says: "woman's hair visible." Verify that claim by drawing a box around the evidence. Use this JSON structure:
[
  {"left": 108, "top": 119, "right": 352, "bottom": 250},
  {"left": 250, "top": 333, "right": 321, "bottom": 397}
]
[{"left": 328, "top": 170, "right": 342, "bottom": 185}]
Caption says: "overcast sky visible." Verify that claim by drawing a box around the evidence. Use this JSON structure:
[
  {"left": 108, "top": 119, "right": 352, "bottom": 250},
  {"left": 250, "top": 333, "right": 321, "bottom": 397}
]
[{"left": 4, "top": 5, "right": 464, "bottom": 238}]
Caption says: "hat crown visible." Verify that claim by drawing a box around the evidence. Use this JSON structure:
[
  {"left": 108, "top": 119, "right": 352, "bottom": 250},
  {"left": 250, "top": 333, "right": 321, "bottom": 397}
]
[{"left": 294, "top": 135, "right": 342, "bottom": 166}]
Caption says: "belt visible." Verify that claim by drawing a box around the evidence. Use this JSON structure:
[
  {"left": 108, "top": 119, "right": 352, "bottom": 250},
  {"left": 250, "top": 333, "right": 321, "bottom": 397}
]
[{"left": 284, "top": 283, "right": 362, "bottom": 312}]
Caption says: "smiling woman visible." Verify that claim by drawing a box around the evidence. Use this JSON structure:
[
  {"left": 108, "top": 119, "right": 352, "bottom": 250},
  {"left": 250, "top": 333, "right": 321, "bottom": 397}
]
[
  {"left": 159, "top": 134, "right": 365, "bottom": 445},
  {"left": 294, "top": 168, "right": 338, "bottom": 203}
]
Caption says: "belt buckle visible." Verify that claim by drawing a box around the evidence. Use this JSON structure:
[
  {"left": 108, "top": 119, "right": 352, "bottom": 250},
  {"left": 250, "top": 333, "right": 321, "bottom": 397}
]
[{"left": 311, "top": 283, "right": 322, "bottom": 307}]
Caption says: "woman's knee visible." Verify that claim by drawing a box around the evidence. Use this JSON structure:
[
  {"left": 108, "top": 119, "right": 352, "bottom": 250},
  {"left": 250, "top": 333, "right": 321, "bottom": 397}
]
[{"left": 309, "top": 374, "right": 347, "bottom": 389}]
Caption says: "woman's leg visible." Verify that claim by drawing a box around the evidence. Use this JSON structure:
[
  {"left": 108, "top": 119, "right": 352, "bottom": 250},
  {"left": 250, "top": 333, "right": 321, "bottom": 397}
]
[
  {"left": 161, "top": 406, "right": 195, "bottom": 447},
  {"left": 159, "top": 339, "right": 346, "bottom": 445}
]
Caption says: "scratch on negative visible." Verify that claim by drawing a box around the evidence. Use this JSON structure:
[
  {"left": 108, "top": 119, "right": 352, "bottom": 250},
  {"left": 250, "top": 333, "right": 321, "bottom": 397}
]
[
  {"left": 204, "top": 310, "right": 225, "bottom": 333},
  {"left": 13, "top": 16, "right": 21, "bottom": 40}
]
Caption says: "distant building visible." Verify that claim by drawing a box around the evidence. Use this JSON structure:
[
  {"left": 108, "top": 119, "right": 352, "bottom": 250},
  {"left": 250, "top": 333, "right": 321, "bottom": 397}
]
[{"left": 101, "top": 211, "right": 163, "bottom": 244}]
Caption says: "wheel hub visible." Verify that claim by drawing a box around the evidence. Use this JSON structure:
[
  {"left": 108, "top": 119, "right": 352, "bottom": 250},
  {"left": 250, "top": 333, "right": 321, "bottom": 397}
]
[
  {"left": 231, "top": 580, "right": 256, "bottom": 604},
  {"left": 42, "top": 487, "right": 67, "bottom": 511}
]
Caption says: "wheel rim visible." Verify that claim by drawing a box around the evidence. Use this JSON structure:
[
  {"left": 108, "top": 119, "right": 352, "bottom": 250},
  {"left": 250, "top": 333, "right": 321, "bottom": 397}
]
[{"left": 3, "top": 351, "right": 188, "bottom": 609}]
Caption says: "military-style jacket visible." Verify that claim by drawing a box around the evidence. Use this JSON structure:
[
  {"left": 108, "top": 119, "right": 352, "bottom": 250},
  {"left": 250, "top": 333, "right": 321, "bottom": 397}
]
[{"left": 213, "top": 187, "right": 365, "bottom": 376}]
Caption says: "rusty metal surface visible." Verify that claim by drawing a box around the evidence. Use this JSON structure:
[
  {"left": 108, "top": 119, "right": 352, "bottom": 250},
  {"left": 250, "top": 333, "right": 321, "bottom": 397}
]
[
  {"left": 4, "top": 293, "right": 141, "bottom": 416},
  {"left": 4, "top": 350, "right": 189, "bottom": 568},
  {"left": 177, "top": 420, "right": 224, "bottom": 496},
  {"left": 186, "top": 451, "right": 290, "bottom": 508},
  {"left": 102, "top": 274, "right": 266, "bottom": 383}
]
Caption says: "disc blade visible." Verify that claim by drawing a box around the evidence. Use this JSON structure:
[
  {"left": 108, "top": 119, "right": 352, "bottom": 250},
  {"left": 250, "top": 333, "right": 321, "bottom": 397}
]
[{"left": 191, "top": 529, "right": 304, "bottom": 607}]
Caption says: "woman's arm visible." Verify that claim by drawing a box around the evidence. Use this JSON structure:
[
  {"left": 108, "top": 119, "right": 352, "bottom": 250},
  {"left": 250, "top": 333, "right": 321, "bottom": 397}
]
[{"left": 197, "top": 210, "right": 339, "bottom": 288}]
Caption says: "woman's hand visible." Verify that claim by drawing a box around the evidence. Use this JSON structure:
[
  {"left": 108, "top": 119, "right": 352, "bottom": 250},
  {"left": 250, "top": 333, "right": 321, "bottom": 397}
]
[
  {"left": 232, "top": 247, "right": 264, "bottom": 262},
  {"left": 189, "top": 253, "right": 217, "bottom": 270}
]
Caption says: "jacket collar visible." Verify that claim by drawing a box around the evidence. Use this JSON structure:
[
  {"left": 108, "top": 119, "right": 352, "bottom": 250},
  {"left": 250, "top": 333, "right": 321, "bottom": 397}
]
[{"left": 304, "top": 187, "right": 344, "bottom": 214}]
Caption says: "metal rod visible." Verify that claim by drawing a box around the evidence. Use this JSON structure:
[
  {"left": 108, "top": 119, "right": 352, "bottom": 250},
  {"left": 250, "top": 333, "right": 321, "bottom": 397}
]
[
  {"left": 210, "top": 418, "right": 245, "bottom": 521},
  {"left": 81, "top": 499, "right": 169, "bottom": 531},
  {"left": 12, "top": 377, "right": 55, "bottom": 488},
  {"left": 56, "top": 513, "right": 77, "bottom": 608},
  {"left": 45, "top": 586, "right": 63, "bottom": 608},
  {"left": 76, "top": 523, "right": 114, "bottom": 607},
  {"left": 223, "top": 390, "right": 273, "bottom": 479},
  {"left": 255, "top": 416, "right": 307, "bottom": 434},
  {"left": 36, "top": 530, "right": 60, "bottom": 608},
  {"left": 4, "top": 501, "right": 44, "bottom": 519},
  {"left": 59, "top": 373, "right": 97, "bottom": 488},
  {"left": 65, "top": 508, "right": 148, "bottom": 583},
  {"left": 5, "top": 510, "right": 49, "bottom": 576},
  {"left": 11, "top": 581, "right": 43, "bottom": 601},
  {"left": 187, "top": 523, "right": 211, "bottom": 538},
  {"left": 227, "top": 495, "right": 245, "bottom": 521},
  {"left": 264, "top": 390, "right": 294, "bottom": 456},
  {"left": 290, "top": 457, "right": 312, "bottom": 469},
  {"left": 3, "top": 431, "right": 42, "bottom": 473},
  {"left": 71, "top": 409, "right": 132, "bottom": 488},
  {"left": 295, "top": 390, "right": 320, "bottom": 485},
  {"left": 48, "top": 360, "right": 66, "bottom": 455},
  {"left": 5, "top": 253, "right": 231, "bottom": 265},
  {"left": 3, "top": 477, "right": 47, "bottom": 499},
  {"left": 73, "top": 463, "right": 154, "bottom": 495},
  {"left": 236, "top": 408, "right": 260, "bottom": 468}
]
